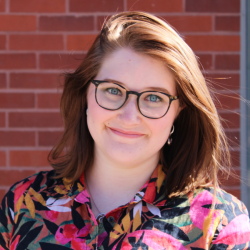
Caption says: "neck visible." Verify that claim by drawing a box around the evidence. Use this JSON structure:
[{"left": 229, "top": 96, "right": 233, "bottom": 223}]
[{"left": 85, "top": 148, "right": 159, "bottom": 216}]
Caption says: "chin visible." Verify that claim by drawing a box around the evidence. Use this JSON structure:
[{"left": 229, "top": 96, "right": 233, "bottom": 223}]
[{"left": 105, "top": 146, "right": 146, "bottom": 165}]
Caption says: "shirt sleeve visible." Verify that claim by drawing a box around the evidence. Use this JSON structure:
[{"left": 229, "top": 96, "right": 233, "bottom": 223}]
[
  {"left": 210, "top": 197, "right": 250, "bottom": 250},
  {"left": 0, "top": 189, "right": 15, "bottom": 250}
]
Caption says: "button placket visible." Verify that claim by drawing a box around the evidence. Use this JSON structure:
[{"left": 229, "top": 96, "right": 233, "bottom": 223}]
[
  {"left": 95, "top": 216, "right": 105, "bottom": 250},
  {"left": 107, "top": 216, "right": 115, "bottom": 224},
  {"left": 95, "top": 225, "right": 98, "bottom": 250}
]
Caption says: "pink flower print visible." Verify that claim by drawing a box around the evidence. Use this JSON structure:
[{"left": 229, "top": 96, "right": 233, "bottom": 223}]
[
  {"left": 55, "top": 224, "right": 91, "bottom": 245},
  {"left": 118, "top": 230, "right": 186, "bottom": 250},
  {"left": 45, "top": 210, "right": 59, "bottom": 222},
  {"left": 190, "top": 190, "right": 223, "bottom": 244},
  {"left": 213, "top": 214, "right": 250, "bottom": 245},
  {"left": 190, "top": 191, "right": 215, "bottom": 229},
  {"left": 74, "top": 189, "right": 90, "bottom": 204},
  {"left": 77, "top": 224, "right": 91, "bottom": 238},
  {"left": 63, "top": 224, "right": 79, "bottom": 239},
  {"left": 55, "top": 224, "right": 78, "bottom": 244},
  {"left": 71, "top": 238, "right": 91, "bottom": 250},
  {"left": 97, "top": 231, "right": 108, "bottom": 247}
]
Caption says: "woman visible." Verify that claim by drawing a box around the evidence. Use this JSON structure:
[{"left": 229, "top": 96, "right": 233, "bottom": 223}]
[{"left": 0, "top": 11, "right": 249, "bottom": 250}]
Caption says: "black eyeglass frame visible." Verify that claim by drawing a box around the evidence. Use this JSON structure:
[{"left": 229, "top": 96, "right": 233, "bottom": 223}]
[{"left": 91, "top": 80, "right": 179, "bottom": 119}]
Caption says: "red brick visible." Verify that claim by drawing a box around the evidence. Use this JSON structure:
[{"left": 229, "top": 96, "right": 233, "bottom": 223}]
[
  {"left": 230, "top": 150, "right": 240, "bottom": 167},
  {"left": 0, "top": 151, "right": 6, "bottom": 166},
  {"left": 37, "top": 93, "right": 61, "bottom": 109},
  {"left": 215, "top": 16, "right": 240, "bottom": 32},
  {"left": 0, "top": 15, "right": 36, "bottom": 31},
  {"left": 97, "top": 16, "right": 110, "bottom": 30},
  {"left": 185, "top": 35, "right": 240, "bottom": 52},
  {"left": 215, "top": 54, "right": 240, "bottom": 70},
  {"left": 70, "top": 0, "right": 123, "bottom": 12},
  {"left": 39, "top": 16, "right": 94, "bottom": 31},
  {"left": 0, "top": 190, "right": 6, "bottom": 202},
  {"left": 127, "top": 0, "right": 182, "bottom": 12},
  {"left": 0, "top": 93, "right": 34, "bottom": 108},
  {"left": 0, "top": 0, "right": 5, "bottom": 11},
  {"left": 224, "top": 189, "right": 240, "bottom": 200},
  {"left": 186, "top": 0, "right": 240, "bottom": 13},
  {"left": 10, "top": 150, "right": 50, "bottom": 167},
  {"left": 206, "top": 73, "right": 239, "bottom": 90},
  {"left": 0, "top": 35, "right": 5, "bottom": 49},
  {"left": 67, "top": 34, "right": 97, "bottom": 51},
  {"left": 10, "top": 73, "right": 62, "bottom": 89},
  {"left": 220, "top": 112, "right": 239, "bottom": 129},
  {"left": 0, "top": 54, "right": 36, "bottom": 69},
  {"left": 161, "top": 15, "right": 212, "bottom": 32},
  {"left": 9, "top": 112, "right": 63, "bottom": 128},
  {"left": 214, "top": 93, "right": 239, "bottom": 110},
  {"left": 0, "top": 131, "right": 35, "bottom": 146},
  {"left": 218, "top": 169, "right": 240, "bottom": 186},
  {"left": 0, "top": 170, "right": 36, "bottom": 186},
  {"left": 10, "top": 35, "right": 63, "bottom": 51},
  {"left": 39, "top": 53, "right": 83, "bottom": 69},
  {"left": 38, "top": 131, "right": 63, "bottom": 146},
  {"left": 0, "top": 112, "right": 5, "bottom": 127},
  {"left": 0, "top": 73, "right": 6, "bottom": 88},
  {"left": 196, "top": 54, "right": 212, "bottom": 70},
  {"left": 99, "top": 14, "right": 213, "bottom": 31},
  {"left": 10, "top": 0, "right": 65, "bottom": 12}
]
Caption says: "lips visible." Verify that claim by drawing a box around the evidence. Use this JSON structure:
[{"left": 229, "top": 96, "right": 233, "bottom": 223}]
[{"left": 108, "top": 127, "right": 145, "bottom": 138}]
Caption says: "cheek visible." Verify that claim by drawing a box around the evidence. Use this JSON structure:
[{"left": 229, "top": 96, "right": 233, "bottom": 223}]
[
  {"left": 87, "top": 87, "right": 103, "bottom": 122},
  {"left": 87, "top": 91, "right": 114, "bottom": 131},
  {"left": 150, "top": 121, "right": 171, "bottom": 140},
  {"left": 148, "top": 113, "right": 175, "bottom": 143}
]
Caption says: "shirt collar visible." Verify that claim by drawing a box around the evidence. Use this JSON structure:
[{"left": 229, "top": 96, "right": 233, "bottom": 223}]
[
  {"left": 44, "top": 171, "right": 86, "bottom": 200},
  {"left": 73, "top": 163, "right": 167, "bottom": 207}
]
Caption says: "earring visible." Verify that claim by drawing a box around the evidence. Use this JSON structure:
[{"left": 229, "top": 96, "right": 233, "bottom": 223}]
[
  {"left": 86, "top": 108, "right": 88, "bottom": 115},
  {"left": 167, "top": 125, "right": 174, "bottom": 145},
  {"left": 170, "top": 125, "right": 174, "bottom": 135},
  {"left": 167, "top": 137, "right": 172, "bottom": 145}
]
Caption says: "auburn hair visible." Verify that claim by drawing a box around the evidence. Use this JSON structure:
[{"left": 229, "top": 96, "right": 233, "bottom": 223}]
[{"left": 48, "top": 11, "right": 231, "bottom": 198}]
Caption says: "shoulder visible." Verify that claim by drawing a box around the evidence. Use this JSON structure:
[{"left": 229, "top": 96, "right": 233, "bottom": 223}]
[
  {"left": 10, "top": 170, "right": 57, "bottom": 192},
  {"left": 5, "top": 170, "right": 64, "bottom": 204},
  {"left": 191, "top": 187, "right": 249, "bottom": 218},
  {"left": 188, "top": 187, "right": 250, "bottom": 247}
]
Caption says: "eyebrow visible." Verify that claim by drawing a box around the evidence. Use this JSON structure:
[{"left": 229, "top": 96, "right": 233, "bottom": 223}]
[{"left": 103, "top": 78, "right": 172, "bottom": 95}]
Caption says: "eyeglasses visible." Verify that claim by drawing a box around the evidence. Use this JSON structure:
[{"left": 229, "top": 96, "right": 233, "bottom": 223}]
[{"left": 91, "top": 80, "right": 179, "bottom": 119}]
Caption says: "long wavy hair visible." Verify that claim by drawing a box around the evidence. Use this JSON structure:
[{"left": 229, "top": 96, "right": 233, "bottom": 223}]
[{"left": 48, "top": 11, "right": 231, "bottom": 198}]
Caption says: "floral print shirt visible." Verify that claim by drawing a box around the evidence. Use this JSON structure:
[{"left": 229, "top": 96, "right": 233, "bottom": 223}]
[{"left": 0, "top": 164, "right": 249, "bottom": 250}]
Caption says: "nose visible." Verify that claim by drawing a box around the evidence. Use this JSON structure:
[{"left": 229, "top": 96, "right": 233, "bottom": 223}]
[{"left": 117, "top": 94, "right": 141, "bottom": 125}]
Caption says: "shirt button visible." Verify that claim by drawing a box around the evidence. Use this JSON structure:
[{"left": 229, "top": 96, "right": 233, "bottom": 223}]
[{"left": 107, "top": 216, "right": 115, "bottom": 223}]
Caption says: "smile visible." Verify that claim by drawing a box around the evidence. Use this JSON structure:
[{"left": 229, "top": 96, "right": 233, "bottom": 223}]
[{"left": 108, "top": 127, "right": 145, "bottom": 138}]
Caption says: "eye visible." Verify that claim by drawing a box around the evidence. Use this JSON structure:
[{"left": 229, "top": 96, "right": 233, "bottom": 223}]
[
  {"left": 107, "top": 88, "right": 122, "bottom": 96},
  {"left": 145, "top": 94, "right": 162, "bottom": 102}
]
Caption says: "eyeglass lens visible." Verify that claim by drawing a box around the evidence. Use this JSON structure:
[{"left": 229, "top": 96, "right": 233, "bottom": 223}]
[{"left": 96, "top": 82, "right": 170, "bottom": 118}]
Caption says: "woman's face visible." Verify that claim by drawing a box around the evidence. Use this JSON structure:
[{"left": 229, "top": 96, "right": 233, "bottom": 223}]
[{"left": 87, "top": 47, "right": 182, "bottom": 166}]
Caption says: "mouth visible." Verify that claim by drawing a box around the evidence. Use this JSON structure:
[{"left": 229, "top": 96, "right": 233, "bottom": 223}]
[{"left": 108, "top": 127, "right": 145, "bottom": 138}]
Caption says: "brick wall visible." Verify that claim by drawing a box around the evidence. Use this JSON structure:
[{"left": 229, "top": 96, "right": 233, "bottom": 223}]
[{"left": 0, "top": 0, "right": 241, "bottom": 200}]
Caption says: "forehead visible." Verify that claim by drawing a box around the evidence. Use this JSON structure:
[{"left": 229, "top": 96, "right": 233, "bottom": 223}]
[{"left": 95, "top": 48, "right": 176, "bottom": 94}]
